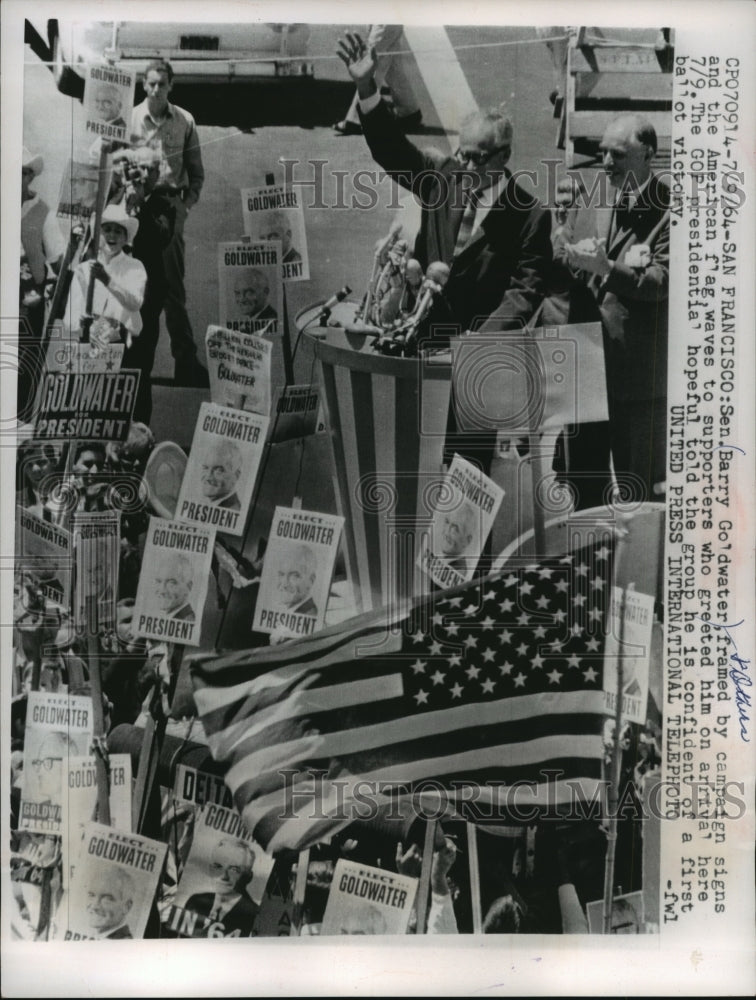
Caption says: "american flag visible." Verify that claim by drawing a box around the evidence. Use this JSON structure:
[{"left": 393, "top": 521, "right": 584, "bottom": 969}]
[{"left": 191, "top": 536, "right": 614, "bottom": 853}]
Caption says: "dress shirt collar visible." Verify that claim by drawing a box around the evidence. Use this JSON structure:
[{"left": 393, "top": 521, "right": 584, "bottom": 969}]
[{"left": 142, "top": 102, "right": 176, "bottom": 127}]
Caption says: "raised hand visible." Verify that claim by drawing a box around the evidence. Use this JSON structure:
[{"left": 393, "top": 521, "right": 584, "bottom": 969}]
[{"left": 336, "top": 32, "right": 378, "bottom": 98}]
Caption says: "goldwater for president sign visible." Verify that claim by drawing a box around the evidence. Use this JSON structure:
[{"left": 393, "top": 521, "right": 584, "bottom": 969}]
[{"left": 34, "top": 369, "right": 140, "bottom": 441}]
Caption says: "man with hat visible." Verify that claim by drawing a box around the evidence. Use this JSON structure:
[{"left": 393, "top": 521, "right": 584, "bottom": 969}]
[{"left": 66, "top": 203, "right": 146, "bottom": 348}]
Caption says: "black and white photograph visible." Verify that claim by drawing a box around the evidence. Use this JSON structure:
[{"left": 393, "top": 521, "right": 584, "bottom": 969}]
[
  {"left": 218, "top": 241, "right": 283, "bottom": 337},
  {"left": 167, "top": 802, "right": 272, "bottom": 939},
  {"left": 205, "top": 324, "right": 273, "bottom": 416},
  {"left": 54, "top": 822, "right": 167, "bottom": 940},
  {"left": 175, "top": 401, "right": 268, "bottom": 536},
  {"left": 1, "top": 1, "right": 754, "bottom": 996},
  {"left": 241, "top": 183, "right": 310, "bottom": 282},
  {"left": 252, "top": 505, "right": 343, "bottom": 637},
  {"left": 132, "top": 516, "right": 214, "bottom": 645},
  {"left": 421, "top": 453, "right": 504, "bottom": 587},
  {"left": 18, "top": 692, "right": 94, "bottom": 835}
]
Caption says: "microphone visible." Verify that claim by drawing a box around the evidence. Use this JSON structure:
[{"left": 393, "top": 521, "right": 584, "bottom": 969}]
[
  {"left": 403, "top": 261, "right": 451, "bottom": 349},
  {"left": 318, "top": 285, "right": 352, "bottom": 324},
  {"left": 410, "top": 261, "right": 450, "bottom": 323}
]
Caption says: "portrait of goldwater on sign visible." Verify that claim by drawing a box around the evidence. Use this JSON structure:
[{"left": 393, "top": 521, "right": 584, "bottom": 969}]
[
  {"left": 175, "top": 401, "right": 268, "bottom": 537},
  {"left": 253, "top": 505, "right": 343, "bottom": 639},
  {"left": 132, "top": 518, "right": 214, "bottom": 646},
  {"left": 0, "top": 1, "right": 754, "bottom": 997},
  {"left": 218, "top": 241, "right": 283, "bottom": 337}
]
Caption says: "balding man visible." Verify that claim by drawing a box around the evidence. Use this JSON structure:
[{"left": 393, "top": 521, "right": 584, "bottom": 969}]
[
  {"left": 258, "top": 210, "right": 301, "bottom": 265},
  {"left": 27, "top": 730, "right": 77, "bottom": 822},
  {"left": 275, "top": 544, "right": 318, "bottom": 617},
  {"left": 337, "top": 32, "right": 552, "bottom": 474},
  {"left": 85, "top": 867, "right": 135, "bottom": 939},
  {"left": 233, "top": 268, "right": 277, "bottom": 333},
  {"left": 436, "top": 500, "right": 477, "bottom": 572},
  {"left": 154, "top": 553, "right": 195, "bottom": 621},
  {"left": 184, "top": 838, "right": 258, "bottom": 937},
  {"left": 558, "top": 113, "right": 669, "bottom": 500},
  {"left": 199, "top": 440, "right": 242, "bottom": 511}
]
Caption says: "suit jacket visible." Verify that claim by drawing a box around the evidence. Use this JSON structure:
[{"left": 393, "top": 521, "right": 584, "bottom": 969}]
[
  {"left": 184, "top": 891, "right": 259, "bottom": 937},
  {"left": 557, "top": 173, "right": 669, "bottom": 405},
  {"left": 171, "top": 602, "right": 195, "bottom": 622},
  {"left": 252, "top": 303, "right": 277, "bottom": 321},
  {"left": 290, "top": 596, "right": 317, "bottom": 617},
  {"left": 104, "top": 923, "right": 133, "bottom": 939},
  {"left": 360, "top": 100, "right": 552, "bottom": 334},
  {"left": 217, "top": 492, "right": 241, "bottom": 511}
]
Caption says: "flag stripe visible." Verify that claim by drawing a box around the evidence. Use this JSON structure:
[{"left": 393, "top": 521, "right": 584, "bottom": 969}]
[
  {"left": 205, "top": 673, "right": 404, "bottom": 761},
  {"left": 251, "top": 774, "right": 608, "bottom": 855},
  {"left": 232, "top": 735, "right": 603, "bottom": 823},
  {"left": 222, "top": 689, "right": 605, "bottom": 792}
]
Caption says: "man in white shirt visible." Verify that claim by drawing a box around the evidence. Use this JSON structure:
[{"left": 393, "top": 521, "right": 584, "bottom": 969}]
[{"left": 131, "top": 59, "right": 207, "bottom": 386}]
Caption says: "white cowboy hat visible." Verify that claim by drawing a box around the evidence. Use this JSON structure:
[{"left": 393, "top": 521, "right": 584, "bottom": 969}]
[
  {"left": 101, "top": 202, "right": 139, "bottom": 245},
  {"left": 22, "top": 147, "right": 44, "bottom": 176}
]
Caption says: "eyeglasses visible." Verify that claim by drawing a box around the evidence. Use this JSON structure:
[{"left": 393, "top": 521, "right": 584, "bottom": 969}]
[
  {"left": 454, "top": 145, "right": 509, "bottom": 167},
  {"left": 31, "top": 757, "right": 63, "bottom": 771}
]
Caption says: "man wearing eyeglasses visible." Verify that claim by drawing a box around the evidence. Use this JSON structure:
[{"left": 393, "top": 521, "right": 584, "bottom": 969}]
[
  {"left": 183, "top": 838, "right": 258, "bottom": 937},
  {"left": 337, "top": 32, "right": 552, "bottom": 473},
  {"left": 27, "top": 730, "right": 75, "bottom": 822},
  {"left": 555, "top": 113, "right": 669, "bottom": 502}
]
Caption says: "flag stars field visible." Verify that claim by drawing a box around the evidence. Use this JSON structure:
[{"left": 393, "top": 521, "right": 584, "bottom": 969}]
[{"left": 193, "top": 540, "right": 615, "bottom": 850}]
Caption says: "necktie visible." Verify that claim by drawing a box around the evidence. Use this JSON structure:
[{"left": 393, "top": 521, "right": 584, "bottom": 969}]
[
  {"left": 210, "top": 902, "right": 222, "bottom": 921},
  {"left": 454, "top": 187, "right": 482, "bottom": 256},
  {"left": 610, "top": 188, "right": 633, "bottom": 245}
]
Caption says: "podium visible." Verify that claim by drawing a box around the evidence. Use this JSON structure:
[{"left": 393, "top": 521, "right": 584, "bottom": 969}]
[
  {"left": 300, "top": 304, "right": 452, "bottom": 613},
  {"left": 299, "top": 303, "right": 609, "bottom": 613}
]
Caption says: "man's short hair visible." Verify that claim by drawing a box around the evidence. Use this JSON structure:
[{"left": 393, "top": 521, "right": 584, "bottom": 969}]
[
  {"left": 449, "top": 500, "right": 476, "bottom": 536},
  {"left": 111, "top": 866, "right": 135, "bottom": 901},
  {"left": 165, "top": 553, "right": 193, "bottom": 585},
  {"left": 213, "top": 838, "right": 255, "bottom": 872},
  {"left": 95, "top": 83, "right": 122, "bottom": 108},
  {"left": 260, "top": 210, "right": 290, "bottom": 237},
  {"left": 40, "top": 730, "right": 77, "bottom": 755},
  {"left": 287, "top": 543, "right": 317, "bottom": 580},
  {"left": 144, "top": 59, "right": 174, "bottom": 84},
  {"left": 211, "top": 439, "right": 243, "bottom": 476},
  {"left": 462, "top": 106, "right": 513, "bottom": 151},
  {"left": 483, "top": 893, "right": 526, "bottom": 933},
  {"left": 132, "top": 144, "right": 161, "bottom": 167},
  {"left": 618, "top": 113, "right": 658, "bottom": 154},
  {"left": 234, "top": 268, "right": 269, "bottom": 293},
  {"left": 74, "top": 441, "right": 106, "bottom": 464}
]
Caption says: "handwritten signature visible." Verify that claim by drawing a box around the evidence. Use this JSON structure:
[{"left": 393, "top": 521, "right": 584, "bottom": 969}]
[{"left": 699, "top": 618, "right": 751, "bottom": 742}]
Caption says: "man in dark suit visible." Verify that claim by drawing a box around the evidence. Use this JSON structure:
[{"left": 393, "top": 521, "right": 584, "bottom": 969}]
[
  {"left": 184, "top": 838, "right": 259, "bottom": 937},
  {"left": 337, "top": 32, "right": 552, "bottom": 474},
  {"left": 557, "top": 114, "right": 669, "bottom": 502}
]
